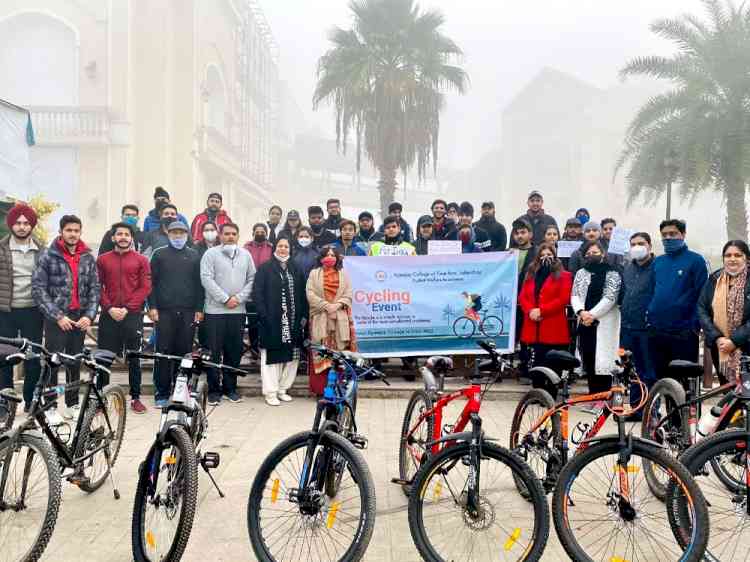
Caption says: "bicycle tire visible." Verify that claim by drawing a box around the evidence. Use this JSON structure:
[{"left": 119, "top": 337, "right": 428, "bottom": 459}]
[
  {"left": 398, "top": 389, "right": 436, "bottom": 496},
  {"left": 0, "top": 434, "right": 62, "bottom": 562},
  {"left": 75, "top": 383, "right": 127, "bottom": 493},
  {"left": 666, "top": 429, "right": 749, "bottom": 561},
  {"left": 408, "top": 441, "right": 550, "bottom": 562},
  {"left": 190, "top": 380, "right": 208, "bottom": 447},
  {"left": 479, "top": 315, "right": 503, "bottom": 338},
  {"left": 641, "top": 377, "right": 688, "bottom": 500},
  {"left": 247, "top": 430, "right": 376, "bottom": 562},
  {"left": 552, "top": 440, "right": 709, "bottom": 562},
  {"left": 452, "top": 316, "right": 476, "bottom": 338},
  {"left": 509, "top": 388, "right": 559, "bottom": 497},
  {"left": 324, "top": 400, "right": 355, "bottom": 497},
  {"left": 132, "top": 425, "right": 198, "bottom": 562}
]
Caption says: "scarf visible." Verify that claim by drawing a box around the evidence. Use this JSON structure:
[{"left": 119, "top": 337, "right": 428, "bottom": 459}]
[
  {"left": 323, "top": 267, "right": 339, "bottom": 302},
  {"left": 583, "top": 261, "right": 611, "bottom": 311},
  {"left": 534, "top": 266, "right": 552, "bottom": 300},
  {"left": 712, "top": 268, "right": 747, "bottom": 382},
  {"left": 268, "top": 261, "right": 300, "bottom": 364}
]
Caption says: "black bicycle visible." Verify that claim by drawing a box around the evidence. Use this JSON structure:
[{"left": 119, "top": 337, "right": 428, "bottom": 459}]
[
  {"left": 0, "top": 337, "right": 126, "bottom": 562},
  {"left": 126, "top": 349, "right": 248, "bottom": 562},
  {"left": 247, "top": 344, "right": 387, "bottom": 562}
]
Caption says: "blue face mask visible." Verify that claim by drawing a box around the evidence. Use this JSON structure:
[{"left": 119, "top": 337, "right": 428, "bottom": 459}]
[
  {"left": 663, "top": 238, "right": 685, "bottom": 254},
  {"left": 123, "top": 216, "right": 138, "bottom": 226},
  {"left": 169, "top": 236, "right": 188, "bottom": 250},
  {"left": 577, "top": 214, "right": 590, "bottom": 225}
]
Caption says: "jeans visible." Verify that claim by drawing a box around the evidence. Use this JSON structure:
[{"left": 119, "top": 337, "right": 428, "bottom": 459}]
[
  {"left": 44, "top": 310, "right": 85, "bottom": 407},
  {"left": 206, "top": 314, "right": 244, "bottom": 396},
  {"left": 620, "top": 328, "right": 656, "bottom": 407},
  {"left": 98, "top": 311, "right": 144, "bottom": 399},
  {"left": 0, "top": 308, "right": 43, "bottom": 405},
  {"left": 154, "top": 309, "right": 195, "bottom": 401}
]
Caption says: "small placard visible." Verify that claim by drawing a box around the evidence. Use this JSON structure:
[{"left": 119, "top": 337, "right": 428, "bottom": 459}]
[
  {"left": 557, "top": 240, "right": 582, "bottom": 258},
  {"left": 608, "top": 227, "right": 635, "bottom": 255},
  {"left": 428, "top": 240, "right": 462, "bottom": 255}
]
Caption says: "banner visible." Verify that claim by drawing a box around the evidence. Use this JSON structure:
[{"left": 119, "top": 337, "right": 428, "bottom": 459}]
[{"left": 344, "top": 252, "right": 518, "bottom": 357}]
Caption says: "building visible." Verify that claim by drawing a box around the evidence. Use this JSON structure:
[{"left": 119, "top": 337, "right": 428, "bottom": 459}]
[{"left": 0, "top": 0, "right": 280, "bottom": 239}]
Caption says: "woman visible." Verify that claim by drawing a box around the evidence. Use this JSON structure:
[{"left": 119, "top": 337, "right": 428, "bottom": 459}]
[
  {"left": 698, "top": 240, "right": 750, "bottom": 385},
  {"left": 306, "top": 246, "right": 357, "bottom": 395},
  {"left": 251, "top": 238, "right": 308, "bottom": 406},
  {"left": 193, "top": 221, "right": 220, "bottom": 259},
  {"left": 518, "top": 243, "right": 573, "bottom": 396},
  {"left": 292, "top": 226, "right": 319, "bottom": 280},
  {"left": 544, "top": 224, "right": 560, "bottom": 246},
  {"left": 278, "top": 210, "right": 303, "bottom": 244},
  {"left": 571, "top": 240, "right": 622, "bottom": 394}
]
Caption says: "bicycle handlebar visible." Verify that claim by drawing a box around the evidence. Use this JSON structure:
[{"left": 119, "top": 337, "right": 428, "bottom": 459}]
[
  {"left": 125, "top": 350, "right": 250, "bottom": 376},
  {"left": 0, "top": 336, "right": 104, "bottom": 371}
]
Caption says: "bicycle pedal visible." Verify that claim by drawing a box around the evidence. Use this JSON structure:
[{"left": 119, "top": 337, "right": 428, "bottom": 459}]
[
  {"left": 201, "top": 451, "right": 221, "bottom": 470},
  {"left": 350, "top": 434, "right": 368, "bottom": 449},
  {"left": 67, "top": 474, "right": 91, "bottom": 487},
  {"left": 391, "top": 478, "right": 411, "bottom": 486}
]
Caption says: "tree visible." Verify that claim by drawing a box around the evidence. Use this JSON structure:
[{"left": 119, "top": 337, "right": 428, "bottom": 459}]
[
  {"left": 313, "top": 0, "right": 468, "bottom": 217},
  {"left": 615, "top": 0, "right": 750, "bottom": 240}
]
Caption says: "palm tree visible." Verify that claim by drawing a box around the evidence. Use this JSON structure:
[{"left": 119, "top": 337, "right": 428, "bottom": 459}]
[
  {"left": 615, "top": 0, "right": 750, "bottom": 240},
  {"left": 313, "top": 0, "right": 469, "bottom": 217}
]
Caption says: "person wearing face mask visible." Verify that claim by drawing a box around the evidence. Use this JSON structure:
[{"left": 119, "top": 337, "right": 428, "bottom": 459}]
[
  {"left": 457, "top": 224, "right": 483, "bottom": 253},
  {"left": 143, "top": 186, "right": 189, "bottom": 233},
  {"left": 278, "top": 210, "right": 303, "bottom": 244},
  {"left": 619, "top": 232, "right": 656, "bottom": 415},
  {"left": 567, "top": 220, "right": 622, "bottom": 274},
  {"left": 244, "top": 223, "right": 274, "bottom": 269},
  {"left": 309, "top": 205, "right": 338, "bottom": 249},
  {"left": 252, "top": 237, "right": 308, "bottom": 406},
  {"left": 194, "top": 221, "right": 220, "bottom": 259},
  {"left": 291, "top": 226, "right": 320, "bottom": 280},
  {"left": 98, "top": 204, "right": 145, "bottom": 255},
  {"left": 518, "top": 243, "right": 573, "bottom": 397},
  {"left": 142, "top": 203, "right": 192, "bottom": 258},
  {"left": 647, "top": 219, "right": 708, "bottom": 383},
  {"left": 200, "top": 222, "right": 255, "bottom": 405},
  {"left": 457, "top": 202, "right": 491, "bottom": 252},
  {"left": 190, "top": 192, "right": 232, "bottom": 243},
  {"left": 306, "top": 246, "right": 356, "bottom": 396},
  {"left": 697, "top": 240, "right": 750, "bottom": 387},
  {"left": 571, "top": 240, "right": 623, "bottom": 394},
  {"left": 575, "top": 208, "right": 591, "bottom": 227},
  {"left": 148, "top": 221, "right": 204, "bottom": 408}
]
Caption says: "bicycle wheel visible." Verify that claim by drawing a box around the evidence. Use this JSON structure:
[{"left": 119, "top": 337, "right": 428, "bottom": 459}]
[
  {"left": 666, "top": 429, "right": 749, "bottom": 561},
  {"left": 325, "top": 400, "right": 355, "bottom": 497},
  {"left": 509, "top": 389, "right": 559, "bottom": 496},
  {"left": 190, "top": 380, "right": 208, "bottom": 448},
  {"left": 248, "top": 430, "right": 376, "bottom": 562},
  {"left": 479, "top": 315, "right": 503, "bottom": 337},
  {"left": 0, "top": 434, "right": 62, "bottom": 562},
  {"left": 641, "top": 377, "right": 688, "bottom": 500},
  {"left": 132, "top": 425, "right": 198, "bottom": 562},
  {"left": 75, "top": 383, "right": 127, "bottom": 493},
  {"left": 552, "top": 440, "right": 709, "bottom": 562},
  {"left": 398, "top": 389, "right": 435, "bottom": 496},
  {"left": 408, "top": 441, "right": 550, "bottom": 562},
  {"left": 452, "top": 317, "right": 476, "bottom": 338}
]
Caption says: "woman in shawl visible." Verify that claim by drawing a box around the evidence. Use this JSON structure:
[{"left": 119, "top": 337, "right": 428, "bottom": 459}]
[
  {"left": 698, "top": 240, "right": 750, "bottom": 386},
  {"left": 571, "top": 240, "right": 622, "bottom": 394},
  {"left": 251, "top": 237, "right": 308, "bottom": 406}
]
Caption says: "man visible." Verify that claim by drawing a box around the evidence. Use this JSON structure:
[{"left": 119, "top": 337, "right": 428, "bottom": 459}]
[
  {"left": 430, "top": 199, "right": 457, "bottom": 240},
  {"left": 562, "top": 218, "right": 583, "bottom": 241},
  {"left": 575, "top": 208, "right": 591, "bottom": 226},
  {"left": 335, "top": 219, "right": 367, "bottom": 256},
  {"left": 308, "top": 206, "right": 337, "bottom": 249},
  {"left": 0, "top": 203, "right": 44, "bottom": 416},
  {"left": 244, "top": 223, "right": 274, "bottom": 269},
  {"left": 201, "top": 223, "right": 255, "bottom": 405},
  {"left": 266, "top": 205, "right": 283, "bottom": 246},
  {"left": 414, "top": 215, "right": 434, "bottom": 255},
  {"left": 98, "top": 204, "right": 145, "bottom": 255},
  {"left": 96, "top": 222, "right": 151, "bottom": 414},
  {"left": 510, "top": 218, "right": 537, "bottom": 288},
  {"left": 457, "top": 202, "right": 491, "bottom": 252},
  {"left": 354, "top": 211, "right": 381, "bottom": 253},
  {"left": 475, "top": 201, "right": 507, "bottom": 251},
  {"left": 377, "top": 202, "right": 413, "bottom": 242},
  {"left": 32, "top": 215, "right": 100, "bottom": 419},
  {"left": 567, "top": 221, "right": 621, "bottom": 273},
  {"left": 323, "top": 198, "right": 343, "bottom": 238},
  {"left": 647, "top": 219, "right": 708, "bottom": 382},
  {"left": 148, "top": 221, "right": 204, "bottom": 407},
  {"left": 369, "top": 216, "right": 416, "bottom": 256},
  {"left": 143, "top": 186, "right": 188, "bottom": 232},
  {"left": 142, "top": 204, "right": 182, "bottom": 257},
  {"left": 447, "top": 202, "right": 460, "bottom": 224},
  {"left": 600, "top": 218, "right": 617, "bottom": 247},
  {"left": 620, "top": 232, "right": 655, "bottom": 415},
  {"left": 515, "top": 190, "right": 558, "bottom": 246},
  {"left": 190, "top": 192, "right": 232, "bottom": 243}
]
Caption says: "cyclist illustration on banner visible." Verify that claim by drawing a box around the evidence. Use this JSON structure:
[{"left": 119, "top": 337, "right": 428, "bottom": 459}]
[{"left": 453, "top": 291, "right": 503, "bottom": 338}]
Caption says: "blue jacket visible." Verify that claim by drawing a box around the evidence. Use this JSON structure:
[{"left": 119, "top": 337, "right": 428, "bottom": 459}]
[
  {"left": 333, "top": 240, "right": 367, "bottom": 257},
  {"left": 292, "top": 245, "right": 319, "bottom": 280},
  {"left": 647, "top": 245, "right": 708, "bottom": 331},
  {"left": 620, "top": 256, "right": 655, "bottom": 331},
  {"left": 143, "top": 208, "right": 190, "bottom": 233}
]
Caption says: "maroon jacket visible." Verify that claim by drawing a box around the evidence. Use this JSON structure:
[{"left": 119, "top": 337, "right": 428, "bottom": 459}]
[
  {"left": 244, "top": 240, "right": 273, "bottom": 269},
  {"left": 96, "top": 249, "right": 152, "bottom": 312},
  {"left": 191, "top": 209, "right": 232, "bottom": 242}
]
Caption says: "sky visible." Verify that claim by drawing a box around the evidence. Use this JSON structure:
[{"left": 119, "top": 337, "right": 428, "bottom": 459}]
[{"left": 262, "top": 0, "right": 707, "bottom": 169}]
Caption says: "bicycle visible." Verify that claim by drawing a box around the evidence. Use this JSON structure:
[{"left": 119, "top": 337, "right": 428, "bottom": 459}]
[
  {"left": 510, "top": 348, "right": 710, "bottom": 561},
  {"left": 641, "top": 358, "right": 745, "bottom": 499},
  {"left": 126, "top": 349, "right": 249, "bottom": 562},
  {"left": 396, "top": 341, "right": 549, "bottom": 561},
  {"left": 452, "top": 309, "right": 504, "bottom": 338},
  {"left": 247, "top": 344, "right": 387, "bottom": 562},
  {"left": 0, "top": 337, "right": 126, "bottom": 562}
]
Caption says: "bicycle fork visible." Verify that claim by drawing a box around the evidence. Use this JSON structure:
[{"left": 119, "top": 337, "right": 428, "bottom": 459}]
[{"left": 465, "top": 413, "right": 483, "bottom": 517}]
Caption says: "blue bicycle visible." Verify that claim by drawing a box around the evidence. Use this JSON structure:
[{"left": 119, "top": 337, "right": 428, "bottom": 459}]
[{"left": 246, "top": 344, "right": 387, "bottom": 562}]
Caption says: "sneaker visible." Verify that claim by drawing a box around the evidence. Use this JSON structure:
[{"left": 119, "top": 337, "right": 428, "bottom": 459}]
[
  {"left": 265, "top": 394, "right": 280, "bottom": 407},
  {"left": 46, "top": 408, "right": 65, "bottom": 426},
  {"left": 155, "top": 399, "right": 169, "bottom": 409},
  {"left": 278, "top": 392, "right": 293, "bottom": 403},
  {"left": 208, "top": 393, "right": 222, "bottom": 406},
  {"left": 63, "top": 404, "right": 80, "bottom": 420},
  {"left": 226, "top": 391, "right": 243, "bottom": 403},
  {"left": 23, "top": 403, "right": 31, "bottom": 414},
  {"left": 131, "top": 399, "right": 147, "bottom": 414}
]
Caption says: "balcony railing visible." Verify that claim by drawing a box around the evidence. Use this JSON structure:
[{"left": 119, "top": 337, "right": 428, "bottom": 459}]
[{"left": 29, "top": 106, "right": 110, "bottom": 145}]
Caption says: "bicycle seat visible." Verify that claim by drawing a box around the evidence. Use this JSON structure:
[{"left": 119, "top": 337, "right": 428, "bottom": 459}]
[
  {"left": 0, "top": 388, "right": 22, "bottom": 404},
  {"left": 668, "top": 360, "right": 704, "bottom": 380},
  {"left": 91, "top": 349, "right": 117, "bottom": 368},
  {"left": 341, "top": 350, "right": 365, "bottom": 362},
  {"left": 545, "top": 350, "right": 580, "bottom": 372},
  {"left": 426, "top": 356, "right": 453, "bottom": 371},
  {"left": 0, "top": 344, "right": 25, "bottom": 367}
]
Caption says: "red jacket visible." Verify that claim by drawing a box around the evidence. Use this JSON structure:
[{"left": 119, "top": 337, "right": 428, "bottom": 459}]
[
  {"left": 191, "top": 209, "right": 232, "bottom": 242},
  {"left": 518, "top": 269, "right": 572, "bottom": 345},
  {"left": 244, "top": 240, "right": 273, "bottom": 269},
  {"left": 96, "top": 249, "right": 152, "bottom": 312}
]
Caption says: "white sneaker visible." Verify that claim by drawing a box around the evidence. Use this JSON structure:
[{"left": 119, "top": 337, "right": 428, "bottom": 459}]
[
  {"left": 63, "top": 404, "right": 80, "bottom": 420},
  {"left": 278, "top": 392, "right": 293, "bottom": 403},
  {"left": 265, "top": 394, "right": 281, "bottom": 407},
  {"left": 45, "top": 408, "right": 64, "bottom": 426}
]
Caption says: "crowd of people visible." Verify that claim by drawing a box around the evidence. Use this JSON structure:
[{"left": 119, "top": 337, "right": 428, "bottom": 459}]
[{"left": 0, "top": 185, "right": 745, "bottom": 423}]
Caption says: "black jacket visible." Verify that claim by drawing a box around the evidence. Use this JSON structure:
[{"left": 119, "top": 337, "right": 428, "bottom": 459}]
[
  {"left": 148, "top": 245, "right": 204, "bottom": 311},
  {"left": 311, "top": 226, "right": 337, "bottom": 250},
  {"left": 98, "top": 226, "right": 145, "bottom": 255},
  {"left": 431, "top": 218, "right": 458, "bottom": 241},
  {"left": 474, "top": 218, "right": 507, "bottom": 251},
  {"left": 697, "top": 269, "right": 750, "bottom": 351},
  {"left": 414, "top": 236, "right": 430, "bottom": 255},
  {"left": 515, "top": 212, "right": 558, "bottom": 246},
  {"left": 323, "top": 216, "right": 342, "bottom": 238}
]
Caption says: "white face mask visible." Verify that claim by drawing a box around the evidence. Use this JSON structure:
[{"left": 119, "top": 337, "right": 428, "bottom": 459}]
[
  {"left": 222, "top": 244, "right": 237, "bottom": 255},
  {"left": 297, "top": 238, "right": 312, "bottom": 248},
  {"left": 203, "top": 231, "right": 218, "bottom": 243},
  {"left": 630, "top": 245, "right": 649, "bottom": 261},
  {"left": 275, "top": 252, "right": 290, "bottom": 263}
]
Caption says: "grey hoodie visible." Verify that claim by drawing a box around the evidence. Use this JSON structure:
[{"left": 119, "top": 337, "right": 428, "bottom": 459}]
[{"left": 200, "top": 245, "right": 256, "bottom": 315}]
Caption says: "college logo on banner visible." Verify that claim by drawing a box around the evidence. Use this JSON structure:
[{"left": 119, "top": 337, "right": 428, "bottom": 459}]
[{"left": 344, "top": 252, "right": 518, "bottom": 357}]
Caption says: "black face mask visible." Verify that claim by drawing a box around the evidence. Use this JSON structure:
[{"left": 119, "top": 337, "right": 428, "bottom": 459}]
[
  {"left": 310, "top": 223, "right": 324, "bottom": 234},
  {"left": 254, "top": 234, "right": 267, "bottom": 243},
  {"left": 585, "top": 255, "right": 603, "bottom": 266},
  {"left": 161, "top": 217, "right": 175, "bottom": 228}
]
